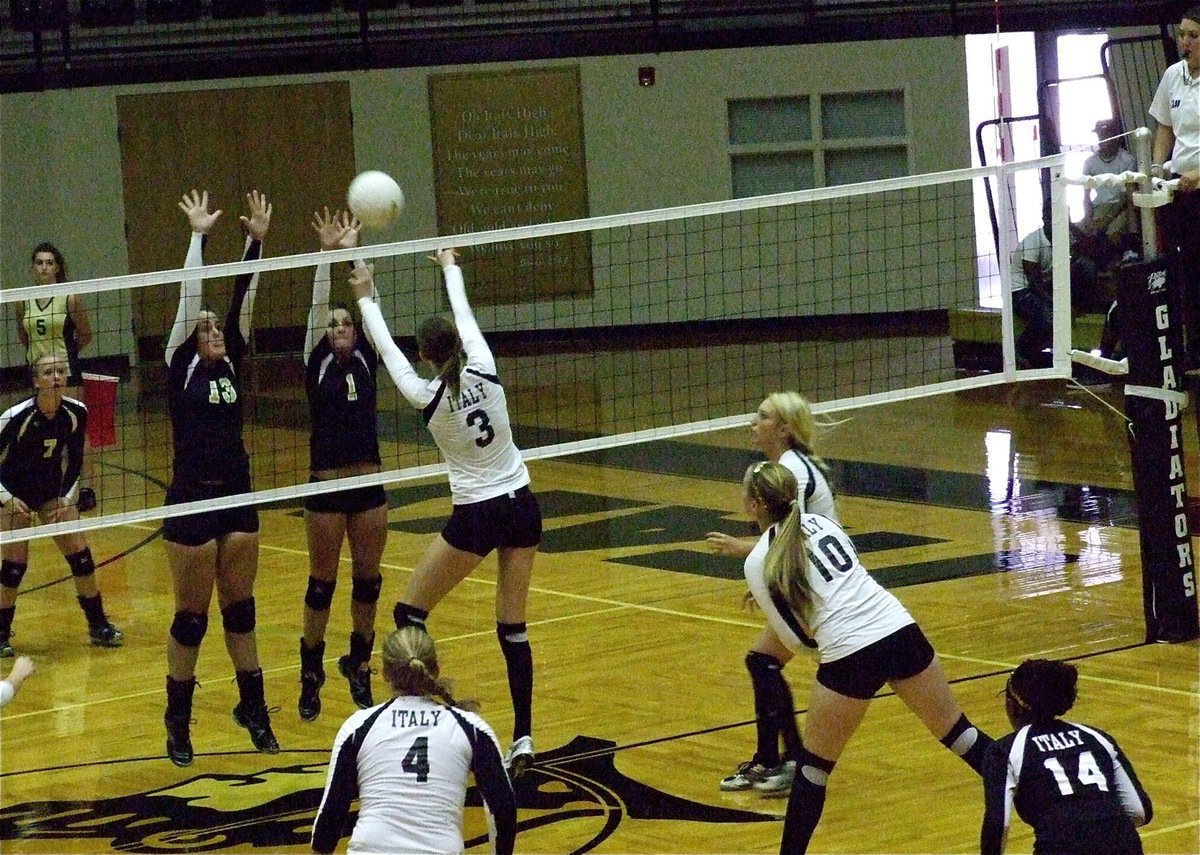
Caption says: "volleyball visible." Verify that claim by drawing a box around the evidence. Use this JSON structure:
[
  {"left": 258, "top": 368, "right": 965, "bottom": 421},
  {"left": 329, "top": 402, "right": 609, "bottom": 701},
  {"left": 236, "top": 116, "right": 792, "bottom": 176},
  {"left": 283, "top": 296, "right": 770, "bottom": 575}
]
[{"left": 347, "top": 171, "right": 405, "bottom": 229}]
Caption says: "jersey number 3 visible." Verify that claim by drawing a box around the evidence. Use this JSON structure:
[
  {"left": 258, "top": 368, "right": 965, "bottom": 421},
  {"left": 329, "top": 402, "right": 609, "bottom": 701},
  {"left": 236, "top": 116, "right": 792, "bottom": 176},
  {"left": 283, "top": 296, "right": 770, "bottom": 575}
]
[{"left": 466, "top": 408, "right": 496, "bottom": 448}]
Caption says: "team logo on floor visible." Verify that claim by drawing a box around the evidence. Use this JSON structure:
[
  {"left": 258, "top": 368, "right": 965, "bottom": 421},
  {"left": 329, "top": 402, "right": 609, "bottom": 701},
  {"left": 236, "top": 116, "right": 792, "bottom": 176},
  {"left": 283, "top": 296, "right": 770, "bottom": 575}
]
[{"left": 0, "top": 736, "right": 771, "bottom": 853}]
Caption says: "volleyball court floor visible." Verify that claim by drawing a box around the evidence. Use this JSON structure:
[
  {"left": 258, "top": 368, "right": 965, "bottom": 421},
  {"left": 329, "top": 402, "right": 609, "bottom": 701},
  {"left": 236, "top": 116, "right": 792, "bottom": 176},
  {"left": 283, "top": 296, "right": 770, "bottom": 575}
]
[{"left": 0, "top": 378, "right": 1196, "bottom": 854}]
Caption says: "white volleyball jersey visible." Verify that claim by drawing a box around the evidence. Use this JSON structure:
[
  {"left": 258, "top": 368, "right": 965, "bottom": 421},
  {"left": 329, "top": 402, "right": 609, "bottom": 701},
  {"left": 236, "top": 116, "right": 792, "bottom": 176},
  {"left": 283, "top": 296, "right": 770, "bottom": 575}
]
[
  {"left": 312, "top": 695, "right": 515, "bottom": 855},
  {"left": 360, "top": 264, "right": 529, "bottom": 504},
  {"left": 778, "top": 448, "right": 837, "bottom": 521},
  {"left": 744, "top": 512, "right": 913, "bottom": 662}
]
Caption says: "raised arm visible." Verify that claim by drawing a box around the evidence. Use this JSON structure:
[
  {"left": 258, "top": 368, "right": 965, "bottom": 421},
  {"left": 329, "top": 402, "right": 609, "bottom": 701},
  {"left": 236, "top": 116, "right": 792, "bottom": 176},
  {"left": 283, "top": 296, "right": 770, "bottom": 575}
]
[
  {"left": 231, "top": 190, "right": 271, "bottom": 345},
  {"left": 350, "top": 266, "right": 428, "bottom": 406},
  {"left": 437, "top": 249, "right": 494, "bottom": 373},
  {"left": 306, "top": 208, "right": 364, "bottom": 360},
  {"left": 166, "top": 190, "right": 221, "bottom": 364}
]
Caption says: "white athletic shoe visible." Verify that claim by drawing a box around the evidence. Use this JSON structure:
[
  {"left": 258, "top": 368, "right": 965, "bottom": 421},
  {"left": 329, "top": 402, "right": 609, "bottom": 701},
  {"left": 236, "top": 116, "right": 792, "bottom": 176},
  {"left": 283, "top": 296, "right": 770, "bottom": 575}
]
[
  {"left": 753, "top": 760, "right": 796, "bottom": 796},
  {"left": 505, "top": 735, "right": 535, "bottom": 779},
  {"left": 719, "top": 760, "right": 774, "bottom": 791}
]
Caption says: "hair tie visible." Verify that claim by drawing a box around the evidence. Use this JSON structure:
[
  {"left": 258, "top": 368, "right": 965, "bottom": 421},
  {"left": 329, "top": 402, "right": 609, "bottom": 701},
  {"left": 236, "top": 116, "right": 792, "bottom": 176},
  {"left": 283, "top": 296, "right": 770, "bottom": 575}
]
[{"left": 1006, "top": 680, "right": 1031, "bottom": 710}]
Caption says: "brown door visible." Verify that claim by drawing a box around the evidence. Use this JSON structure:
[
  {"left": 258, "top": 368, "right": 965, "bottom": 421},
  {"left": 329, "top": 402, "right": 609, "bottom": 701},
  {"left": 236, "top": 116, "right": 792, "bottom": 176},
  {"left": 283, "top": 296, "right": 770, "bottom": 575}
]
[{"left": 117, "top": 82, "right": 356, "bottom": 358}]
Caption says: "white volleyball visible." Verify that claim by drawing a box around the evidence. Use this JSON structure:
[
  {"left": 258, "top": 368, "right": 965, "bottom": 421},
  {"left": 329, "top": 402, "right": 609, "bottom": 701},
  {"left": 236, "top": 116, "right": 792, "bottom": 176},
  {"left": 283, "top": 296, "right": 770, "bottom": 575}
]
[{"left": 347, "top": 171, "right": 404, "bottom": 229}]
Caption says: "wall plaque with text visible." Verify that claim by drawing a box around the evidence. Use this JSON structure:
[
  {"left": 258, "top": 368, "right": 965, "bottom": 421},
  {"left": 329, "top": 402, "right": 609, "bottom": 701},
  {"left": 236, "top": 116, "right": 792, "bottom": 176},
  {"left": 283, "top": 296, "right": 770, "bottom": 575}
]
[{"left": 429, "top": 66, "right": 592, "bottom": 304}]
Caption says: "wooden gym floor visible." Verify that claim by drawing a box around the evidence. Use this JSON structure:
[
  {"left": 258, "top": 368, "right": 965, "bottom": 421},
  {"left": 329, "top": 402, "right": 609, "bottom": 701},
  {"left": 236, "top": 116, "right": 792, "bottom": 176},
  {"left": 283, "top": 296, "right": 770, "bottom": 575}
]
[{"left": 0, "top": 378, "right": 1196, "bottom": 854}]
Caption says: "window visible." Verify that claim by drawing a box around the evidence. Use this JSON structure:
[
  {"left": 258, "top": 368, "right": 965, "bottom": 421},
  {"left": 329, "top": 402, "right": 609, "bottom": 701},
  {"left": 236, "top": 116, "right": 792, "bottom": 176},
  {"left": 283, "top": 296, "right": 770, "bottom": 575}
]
[{"left": 729, "top": 90, "right": 908, "bottom": 197}]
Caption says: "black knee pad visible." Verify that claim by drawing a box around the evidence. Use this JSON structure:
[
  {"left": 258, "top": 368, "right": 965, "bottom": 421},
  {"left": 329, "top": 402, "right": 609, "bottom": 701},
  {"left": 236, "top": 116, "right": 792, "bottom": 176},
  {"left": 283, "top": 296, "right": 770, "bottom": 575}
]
[
  {"left": 66, "top": 548, "right": 96, "bottom": 579},
  {"left": 0, "top": 560, "right": 28, "bottom": 589},
  {"left": 304, "top": 576, "right": 336, "bottom": 612},
  {"left": 170, "top": 610, "right": 208, "bottom": 647},
  {"left": 221, "top": 597, "right": 256, "bottom": 634},
  {"left": 351, "top": 574, "right": 383, "bottom": 605},
  {"left": 393, "top": 601, "right": 428, "bottom": 630}
]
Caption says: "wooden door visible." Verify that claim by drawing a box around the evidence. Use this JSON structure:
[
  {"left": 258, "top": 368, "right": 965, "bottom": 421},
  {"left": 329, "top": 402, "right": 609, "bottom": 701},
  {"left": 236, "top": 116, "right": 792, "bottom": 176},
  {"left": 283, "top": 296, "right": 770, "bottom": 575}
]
[{"left": 117, "top": 82, "right": 356, "bottom": 359}]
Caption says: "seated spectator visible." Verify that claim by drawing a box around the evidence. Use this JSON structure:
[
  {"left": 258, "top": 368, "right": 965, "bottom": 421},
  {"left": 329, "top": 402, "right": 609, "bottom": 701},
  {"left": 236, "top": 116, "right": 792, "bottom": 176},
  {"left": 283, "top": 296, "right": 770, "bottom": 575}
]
[{"left": 1081, "top": 119, "right": 1138, "bottom": 264}]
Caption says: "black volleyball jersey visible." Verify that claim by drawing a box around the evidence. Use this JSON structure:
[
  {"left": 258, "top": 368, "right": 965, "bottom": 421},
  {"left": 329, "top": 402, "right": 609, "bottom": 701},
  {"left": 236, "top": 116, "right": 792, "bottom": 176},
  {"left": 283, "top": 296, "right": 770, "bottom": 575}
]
[
  {"left": 306, "top": 335, "right": 381, "bottom": 470},
  {"left": 0, "top": 395, "right": 87, "bottom": 504},
  {"left": 981, "top": 719, "right": 1152, "bottom": 855},
  {"left": 165, "top": 235, "right": 260, "bottom": 485}
]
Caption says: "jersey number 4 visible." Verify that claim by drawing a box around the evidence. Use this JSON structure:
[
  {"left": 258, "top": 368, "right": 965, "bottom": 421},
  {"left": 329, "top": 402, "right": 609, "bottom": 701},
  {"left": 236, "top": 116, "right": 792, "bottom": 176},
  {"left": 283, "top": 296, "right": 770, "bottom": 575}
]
[
  {"left": 1044, "top": 751, "right": 1109, "bottom": 796},
  {"left": 401, "top": 736, "right": 430, "bottom": 782}
]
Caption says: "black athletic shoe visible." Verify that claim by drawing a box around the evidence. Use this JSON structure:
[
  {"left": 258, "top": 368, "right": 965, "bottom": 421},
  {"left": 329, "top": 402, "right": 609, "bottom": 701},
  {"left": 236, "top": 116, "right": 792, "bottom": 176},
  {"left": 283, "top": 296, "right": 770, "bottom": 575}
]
[
  {"left": 338, "top": 655, "right": 374, "bottom": 709},
  {"left": 233, "top": 703, "right": 280, "bottom": 753},
  {"left": 77, "top": 487, "right": 97, "bottom": 513},
  {"left": 164, "top": 713, "right": 194, "bottom": 767},
  {"left": 299, "top": 668, "right": 325, "bottom": 722},
  {"left": 0, "top": 634, "right": 13, "bottom": 658},
  {"left": 89, "top": 621, "right": 124, "bottom": 648}
]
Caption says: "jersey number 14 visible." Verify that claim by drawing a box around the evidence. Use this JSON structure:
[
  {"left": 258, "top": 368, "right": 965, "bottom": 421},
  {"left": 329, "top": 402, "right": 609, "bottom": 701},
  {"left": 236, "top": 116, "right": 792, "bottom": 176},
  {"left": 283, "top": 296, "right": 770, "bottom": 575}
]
[{"left": 1044, "top": 751, "right": 1109, "bottom": 796}]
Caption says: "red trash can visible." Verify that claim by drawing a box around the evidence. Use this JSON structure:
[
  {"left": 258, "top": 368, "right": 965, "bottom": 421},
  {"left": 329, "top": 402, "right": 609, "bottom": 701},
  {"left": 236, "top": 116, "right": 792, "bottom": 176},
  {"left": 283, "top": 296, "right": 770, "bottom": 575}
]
[{"left": 81, "top": 373, "right": 119, "bottom": 448}]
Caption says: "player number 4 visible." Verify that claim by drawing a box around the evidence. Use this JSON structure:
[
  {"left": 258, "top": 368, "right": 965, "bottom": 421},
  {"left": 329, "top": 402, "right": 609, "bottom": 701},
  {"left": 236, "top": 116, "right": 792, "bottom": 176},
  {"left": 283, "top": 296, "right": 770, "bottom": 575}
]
[
  {"left": 401, "top": 736, "right": 430, "bottom": 782},
  {"left": 1044, "top": 751, "right": 1108, "bottom": 796}
]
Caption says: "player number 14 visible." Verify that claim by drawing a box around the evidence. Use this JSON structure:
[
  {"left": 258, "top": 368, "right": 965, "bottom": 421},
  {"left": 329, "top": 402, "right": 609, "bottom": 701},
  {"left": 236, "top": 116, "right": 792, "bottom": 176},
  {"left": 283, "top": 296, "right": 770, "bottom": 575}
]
[{"left": 1044, "top": 751, "right": 1108, "bottom": 796}]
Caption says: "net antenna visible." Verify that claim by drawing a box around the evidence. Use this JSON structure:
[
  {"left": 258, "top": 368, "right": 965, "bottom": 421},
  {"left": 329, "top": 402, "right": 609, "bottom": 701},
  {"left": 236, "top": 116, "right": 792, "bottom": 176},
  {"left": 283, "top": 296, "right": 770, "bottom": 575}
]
[{"left": 1, "top": 155, "right": 1074, "bottom": 543}]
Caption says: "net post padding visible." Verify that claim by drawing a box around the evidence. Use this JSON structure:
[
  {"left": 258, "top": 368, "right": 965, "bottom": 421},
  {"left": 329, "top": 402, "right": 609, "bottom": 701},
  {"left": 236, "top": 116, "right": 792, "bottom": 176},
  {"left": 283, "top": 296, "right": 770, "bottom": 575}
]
[{"left": 1115, "top": 259, "right": 1200, "bottom": 643}]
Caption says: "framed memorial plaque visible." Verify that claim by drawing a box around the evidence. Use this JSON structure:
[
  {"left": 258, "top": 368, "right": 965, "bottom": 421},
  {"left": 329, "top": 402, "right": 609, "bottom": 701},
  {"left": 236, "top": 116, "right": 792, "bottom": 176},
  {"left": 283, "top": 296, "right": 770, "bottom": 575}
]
[{"left": 429, "top": 66, "right": 592, "bottom": 304}]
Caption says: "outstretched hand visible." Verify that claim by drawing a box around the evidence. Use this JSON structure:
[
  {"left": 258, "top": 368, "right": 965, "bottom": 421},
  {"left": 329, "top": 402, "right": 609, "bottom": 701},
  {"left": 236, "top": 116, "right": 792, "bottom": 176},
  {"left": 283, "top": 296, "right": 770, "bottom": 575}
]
[
  {"left": 428, "top": 248, "right": 459, "bottom": 269},
  {"left": 178, "top": 189, "right": 221, "bottom": 235},
  {"left": 313, "top": 207, "right": 361, "bottom": 251},
  {"left": 348, "top": 264, "right": 375, "bottom": 301},
  {"left": 242, "top": 190, "right": 272, "bottom": 241}
]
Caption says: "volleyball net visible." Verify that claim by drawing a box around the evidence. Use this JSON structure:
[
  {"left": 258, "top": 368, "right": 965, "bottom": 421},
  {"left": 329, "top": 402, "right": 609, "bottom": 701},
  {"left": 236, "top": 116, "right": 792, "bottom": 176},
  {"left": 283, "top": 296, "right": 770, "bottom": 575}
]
[{"left": 1, "top": 155, "right": 1076, "bottom": 543}]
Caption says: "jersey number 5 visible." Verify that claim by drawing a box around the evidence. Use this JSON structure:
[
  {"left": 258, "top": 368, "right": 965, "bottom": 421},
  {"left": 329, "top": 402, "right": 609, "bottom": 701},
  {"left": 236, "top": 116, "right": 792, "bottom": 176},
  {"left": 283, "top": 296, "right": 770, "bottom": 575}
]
[
  {"left": 401, "top": 736, "right": 430, "bottom": 782},
  {"left": 1044, "top": 751, "right": 1109, "bottom": 796}
]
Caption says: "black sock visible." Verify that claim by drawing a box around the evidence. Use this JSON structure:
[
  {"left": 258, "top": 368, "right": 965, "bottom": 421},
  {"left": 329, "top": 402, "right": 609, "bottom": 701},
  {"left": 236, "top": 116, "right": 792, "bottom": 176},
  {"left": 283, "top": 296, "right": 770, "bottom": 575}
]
[
  {"left": 0, "top": 606, "right": 14, "bottom": 637},
  {"left": 77, "top": 593, "right": 107, "bottom": 627},
  {"left": 393, "top": 602, "right": 428, "bottom": 630},
  {"left": 300, "top": 638, "right": 325, "bottom": 673},
  {"left": 780, "top": 748, "right": 836, "bottom": 855},
  {"left": 746, "top": 651, "right": 783, "bottom": 766},
  {"left": 165, "top": 675, "right": 196, "bottom": 719},
  {"left": 940, "top": 713, "right": 993, "bottom": 775},
  {"left": 235, "top": 668, "right": 266, "bottom": 711},
  {"left": 497, "top": 622, "right": 533, "bottom": 741},
  {"left": 347, "top": 630, "right": 375, "bottom": 667}
]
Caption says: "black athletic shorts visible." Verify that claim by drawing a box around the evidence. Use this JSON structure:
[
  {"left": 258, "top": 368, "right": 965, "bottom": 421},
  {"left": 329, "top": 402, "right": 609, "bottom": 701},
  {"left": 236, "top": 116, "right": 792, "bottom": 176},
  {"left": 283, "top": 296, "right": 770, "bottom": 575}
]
[
  {"left": 163, "top": 476, "right": 259, "bottom": 547},
  {"left": 815, "top": 622, "right": 935, "bottom": 700},
  {"left": 304, "top": 479, "right": 388, "bottom": 515},
  {"left": 442, "top": 485, "right": 542, "bottom": 557},
  {"left": 2, "top": 475, "right": 63, "bottom": 511}
]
